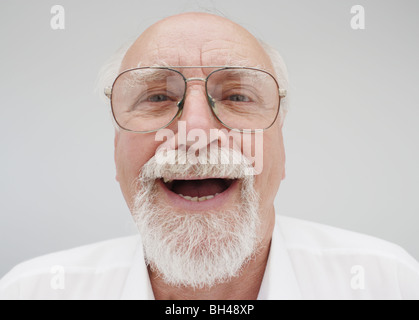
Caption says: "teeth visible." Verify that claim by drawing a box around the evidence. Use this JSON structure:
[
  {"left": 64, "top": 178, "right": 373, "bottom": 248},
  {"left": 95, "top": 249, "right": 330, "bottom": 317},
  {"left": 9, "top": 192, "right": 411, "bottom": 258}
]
[
  {"left": 178, "top": 193, "right": 220, "bottom": 202},
  {"left": 163, "top": 178, "right": 173, "bottom": 183}
]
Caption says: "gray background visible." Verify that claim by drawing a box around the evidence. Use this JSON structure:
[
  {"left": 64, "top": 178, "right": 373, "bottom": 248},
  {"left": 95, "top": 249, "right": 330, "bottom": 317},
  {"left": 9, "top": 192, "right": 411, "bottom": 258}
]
[{"left": 1, "top": 0, "right": 418, "bottom": 278}]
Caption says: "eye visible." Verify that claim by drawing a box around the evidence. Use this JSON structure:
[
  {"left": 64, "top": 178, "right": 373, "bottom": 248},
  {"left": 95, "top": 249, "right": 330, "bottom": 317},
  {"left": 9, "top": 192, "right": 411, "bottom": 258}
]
[
  {"left": 227, "top": 94, "right": 250, "bottom": 102},
  {"left": 148, "top": 94, "right": 169, "bottom": 102}
]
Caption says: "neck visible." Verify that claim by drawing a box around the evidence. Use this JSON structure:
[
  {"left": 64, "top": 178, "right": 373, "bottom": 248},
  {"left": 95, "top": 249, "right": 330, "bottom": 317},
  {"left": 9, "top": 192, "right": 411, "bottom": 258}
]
[{"left": 149, "top": 211, "right": 275, "bottom": 300}]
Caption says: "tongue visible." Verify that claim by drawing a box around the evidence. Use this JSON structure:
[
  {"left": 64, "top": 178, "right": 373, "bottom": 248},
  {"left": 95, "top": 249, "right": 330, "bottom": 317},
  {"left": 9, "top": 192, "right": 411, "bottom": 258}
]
[{"left": 172, "top": 179, "right": 228, "bottom": 197}]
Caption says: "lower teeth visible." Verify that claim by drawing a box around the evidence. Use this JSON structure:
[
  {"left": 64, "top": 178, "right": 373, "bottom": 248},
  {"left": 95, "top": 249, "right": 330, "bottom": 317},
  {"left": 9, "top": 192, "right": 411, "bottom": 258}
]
[{"left": 178, "top": 193, "right": 219, "bottom": 201}]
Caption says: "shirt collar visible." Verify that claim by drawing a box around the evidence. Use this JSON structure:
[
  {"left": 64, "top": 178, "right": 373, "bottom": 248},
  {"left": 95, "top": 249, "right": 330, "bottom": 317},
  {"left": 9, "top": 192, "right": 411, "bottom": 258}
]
[
  {"left": 121, "top": 216, "right": 302, "bottom": 300},
  {"left": 120, "top": 238, "right": 155, "bottom": 300},
  {"left": 257, "top": 216, "right": 303, "bottom": 300}
]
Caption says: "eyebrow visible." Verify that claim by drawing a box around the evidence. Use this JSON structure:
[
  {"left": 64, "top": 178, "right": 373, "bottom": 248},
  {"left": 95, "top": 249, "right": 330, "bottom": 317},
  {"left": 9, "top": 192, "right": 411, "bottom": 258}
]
[
  {"left": 137, "top": 58, "right": 264, "bottom": 69},
  {"left": 123, "top": 65, "right": 269, "bottom": 84},
  {"left": 104, "top": 64, "right": 269, "bottom": 98}
]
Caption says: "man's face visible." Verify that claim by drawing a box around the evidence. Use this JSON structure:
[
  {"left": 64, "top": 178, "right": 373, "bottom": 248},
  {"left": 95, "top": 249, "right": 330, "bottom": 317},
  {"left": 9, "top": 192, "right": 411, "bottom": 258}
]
[{"left": 113, "top": 13, "right": 286, "bottom": 287}]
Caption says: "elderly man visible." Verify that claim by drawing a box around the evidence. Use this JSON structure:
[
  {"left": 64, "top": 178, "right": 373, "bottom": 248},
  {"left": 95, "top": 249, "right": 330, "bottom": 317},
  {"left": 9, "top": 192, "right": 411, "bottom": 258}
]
[{"left": 1, "top": 12, "right": 419, "bottom": 300}]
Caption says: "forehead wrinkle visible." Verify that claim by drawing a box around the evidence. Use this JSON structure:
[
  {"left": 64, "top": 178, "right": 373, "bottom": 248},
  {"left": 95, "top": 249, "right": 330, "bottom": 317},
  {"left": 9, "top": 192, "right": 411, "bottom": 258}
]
[
  {"left": 132, "top": 45, "right": 198, "bottom": 68},
  {"left": 201, "top": 40, "right": 269, "bottom": 69},
  {"left": 203, "top": 51, "right": 262, "bottom": 68},
  {"left": 123, "top": 16, "right": 272, "bottom": 73},
  {"left": 122, "top": 54, "right": 269, "bottom": 81},
  {"left": 130, "top": 48, "right": 262, "bottom": 70}
]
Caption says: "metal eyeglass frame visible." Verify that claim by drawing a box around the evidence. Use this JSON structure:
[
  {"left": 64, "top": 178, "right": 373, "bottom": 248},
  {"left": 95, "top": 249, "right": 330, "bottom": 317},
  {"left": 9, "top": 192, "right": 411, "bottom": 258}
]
[{"left": 104, "top": 66, "right": 287, "bottom": 133}]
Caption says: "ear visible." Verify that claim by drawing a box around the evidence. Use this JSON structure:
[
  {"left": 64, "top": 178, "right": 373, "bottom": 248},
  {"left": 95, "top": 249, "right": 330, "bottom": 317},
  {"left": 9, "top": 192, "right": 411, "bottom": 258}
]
[
  {"left": 278, "top": 112, "right": 286, "bottom": 129},
  {"left": 278, "top": 122, "right": 286, "bottom": 181},
  {"left": 280, "top": 143, "right": 286, "bottom": 181},
  {"left": 114, "top": 130, "right": 120, "bottom": 182}
]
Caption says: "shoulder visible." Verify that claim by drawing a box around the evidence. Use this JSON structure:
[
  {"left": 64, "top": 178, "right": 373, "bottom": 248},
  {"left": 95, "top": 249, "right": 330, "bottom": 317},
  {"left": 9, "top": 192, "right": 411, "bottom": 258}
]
[
  {"left": 0, "top": 235, "right": 141, "bottom": 300},
  {"left": 278, "top": 215, "right": 417, "bottom": 260},
  {"left": 277, "top": 216, "right": 419, "bottom": 299}
]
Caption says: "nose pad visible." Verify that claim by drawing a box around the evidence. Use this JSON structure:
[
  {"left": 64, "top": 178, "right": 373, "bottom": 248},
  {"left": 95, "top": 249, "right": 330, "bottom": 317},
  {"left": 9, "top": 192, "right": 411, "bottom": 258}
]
[
  {"left": 206, "top": 93, "right": 215, "bottom": 108},
  {"left": 176, "top": 99, "right": 184, "bottom": 113},
  {"left": 177, "top": 88, "right": 214, "bottom": 121},
  {"left": 205, "top": 94, "right": 221, "bottom": 124},
  {"left": 207, "top": 94, "right": 217, "bottom": 112},
  {"left": 177, "top": 107, "right": 183, "bottom": 118},
  {"left": 174, "top": 82, "right": 221, "bottom": 129}
]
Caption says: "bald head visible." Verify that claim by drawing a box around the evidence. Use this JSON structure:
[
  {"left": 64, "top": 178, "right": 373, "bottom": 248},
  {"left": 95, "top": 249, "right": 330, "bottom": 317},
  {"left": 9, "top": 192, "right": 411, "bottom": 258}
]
[{"left": 121, "top": 12, "right": 275, "bottom": 74}]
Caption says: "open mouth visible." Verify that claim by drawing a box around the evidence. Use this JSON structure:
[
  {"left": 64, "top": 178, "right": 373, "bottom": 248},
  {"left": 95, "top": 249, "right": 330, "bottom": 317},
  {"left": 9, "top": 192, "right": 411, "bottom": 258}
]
[{"left": 161, "top": 178, "right": 236, "bottom": 202}]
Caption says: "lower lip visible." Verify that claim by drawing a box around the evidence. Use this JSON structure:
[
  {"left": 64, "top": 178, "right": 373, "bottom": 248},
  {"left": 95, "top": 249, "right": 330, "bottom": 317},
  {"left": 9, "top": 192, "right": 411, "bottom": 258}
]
[{"left": 157, "top": 178, "right": 240, "bottom": 211}]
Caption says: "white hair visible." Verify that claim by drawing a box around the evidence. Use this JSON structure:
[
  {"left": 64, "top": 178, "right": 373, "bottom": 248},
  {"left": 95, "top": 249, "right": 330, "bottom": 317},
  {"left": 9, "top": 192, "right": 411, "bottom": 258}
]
[
  {"left": 258, "top": 40, "right": 290, "bottom": 116},
  {"left": 96, "top": 36, "right": 290, "bottom": 117},
  {"left": 96, "top": 39, "right": 134, "bottom": 104}
]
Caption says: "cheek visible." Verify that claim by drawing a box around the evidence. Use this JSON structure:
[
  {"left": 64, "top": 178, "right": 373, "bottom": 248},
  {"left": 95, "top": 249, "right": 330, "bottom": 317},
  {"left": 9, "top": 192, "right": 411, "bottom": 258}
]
[
  {"left": 255, "top": 130, "right": 285, "bottom": 208},
  {"left": 115, "top": 133, "right": 159, "bottom": 203}
]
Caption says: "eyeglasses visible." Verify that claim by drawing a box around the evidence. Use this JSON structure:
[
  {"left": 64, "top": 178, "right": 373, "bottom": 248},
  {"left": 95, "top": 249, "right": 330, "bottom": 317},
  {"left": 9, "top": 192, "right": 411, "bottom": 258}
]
[{"left": 104, "top": 66, "right": 287, "bottom": 133}]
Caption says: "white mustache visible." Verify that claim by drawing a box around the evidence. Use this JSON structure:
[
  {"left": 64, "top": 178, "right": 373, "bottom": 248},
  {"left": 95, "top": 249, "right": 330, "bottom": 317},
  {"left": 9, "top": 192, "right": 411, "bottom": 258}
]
[{"left": 140, "top": 147, "right": 255, "bottom": 182}]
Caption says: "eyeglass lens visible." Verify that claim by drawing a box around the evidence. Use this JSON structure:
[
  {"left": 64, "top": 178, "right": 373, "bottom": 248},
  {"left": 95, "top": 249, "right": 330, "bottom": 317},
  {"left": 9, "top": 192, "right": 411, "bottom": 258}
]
[{"left": 111, "top": 68, "right": 280, "bottom": 132}]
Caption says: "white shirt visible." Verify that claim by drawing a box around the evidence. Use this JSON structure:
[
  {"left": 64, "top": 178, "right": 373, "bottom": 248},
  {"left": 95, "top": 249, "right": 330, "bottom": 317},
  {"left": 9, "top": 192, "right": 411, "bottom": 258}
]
[{"left": 1, "top": 216, "right": 419, "bottom": 300}]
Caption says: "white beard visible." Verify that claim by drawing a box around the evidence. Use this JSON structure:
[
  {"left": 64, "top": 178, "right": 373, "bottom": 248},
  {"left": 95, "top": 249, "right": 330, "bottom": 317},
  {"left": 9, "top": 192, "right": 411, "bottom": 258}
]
[{"left": 132, "top": 147, "right": 260, "bottom": 289}]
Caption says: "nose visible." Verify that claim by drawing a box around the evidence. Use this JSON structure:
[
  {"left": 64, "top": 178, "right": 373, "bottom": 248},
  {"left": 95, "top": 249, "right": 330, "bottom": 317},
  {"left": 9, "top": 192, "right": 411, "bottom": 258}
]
[
  {"left": 178, "top": 80, "right": 223, "bottom": 132},
  {"left": 161, "top": 80, "right": 230, "bottom": 152}
]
